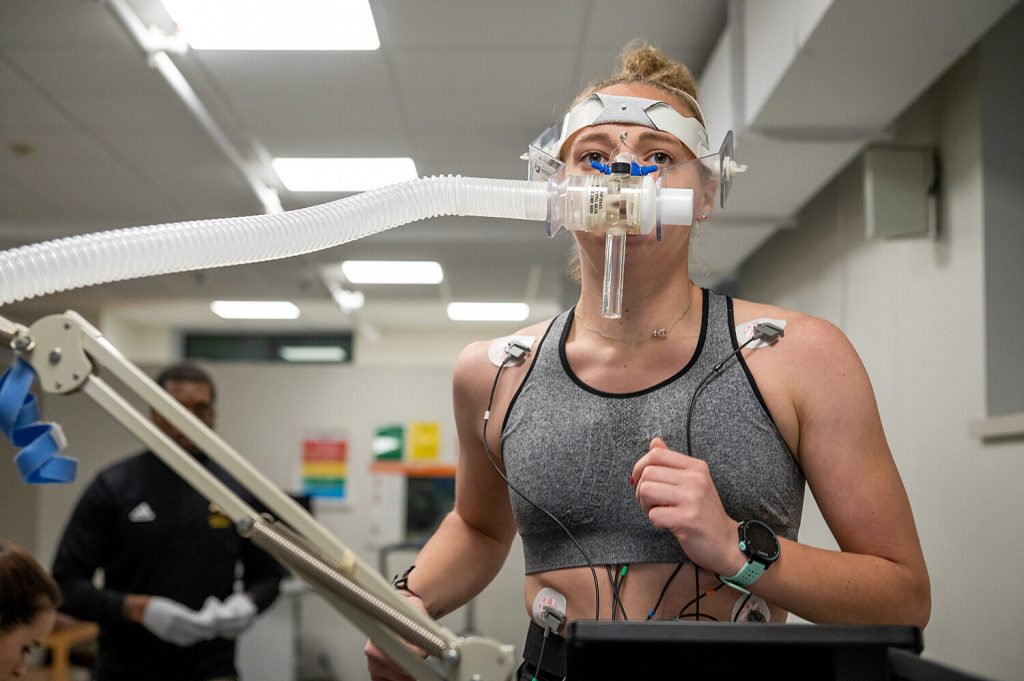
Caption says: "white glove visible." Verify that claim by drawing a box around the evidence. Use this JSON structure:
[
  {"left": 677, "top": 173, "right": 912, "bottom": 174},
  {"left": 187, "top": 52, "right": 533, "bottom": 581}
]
[
  {"left": 206, "top": 593, "right": 258, "bottom": 639},
  {"left": 141, "top": 596, "right": 217, "bottom": 647}
]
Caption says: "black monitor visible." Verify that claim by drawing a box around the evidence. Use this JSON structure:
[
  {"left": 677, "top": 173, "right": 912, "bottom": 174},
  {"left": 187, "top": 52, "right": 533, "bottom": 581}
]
[{"left": 567, "top": 621, "right": 923, "bottom": 680}]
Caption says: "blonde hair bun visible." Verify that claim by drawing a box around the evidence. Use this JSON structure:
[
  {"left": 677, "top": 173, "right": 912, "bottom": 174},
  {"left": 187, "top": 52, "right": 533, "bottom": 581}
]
[
  {"left": 570, "top": 40, "right": 702, "bottom": 124},
  {"left": 616, "top": 40, "right": 698, "bottom": 100}
]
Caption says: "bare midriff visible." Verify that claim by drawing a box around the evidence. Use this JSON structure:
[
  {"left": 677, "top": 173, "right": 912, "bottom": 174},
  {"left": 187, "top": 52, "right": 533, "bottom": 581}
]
[{"left": 524, "top": 563, "right": 788, "bottom": 629}]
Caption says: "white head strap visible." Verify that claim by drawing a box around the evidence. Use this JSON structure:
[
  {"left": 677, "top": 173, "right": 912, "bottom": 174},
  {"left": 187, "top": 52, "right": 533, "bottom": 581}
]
[{"left": 543, "top": 93, "right": 711, "bottom": 161}]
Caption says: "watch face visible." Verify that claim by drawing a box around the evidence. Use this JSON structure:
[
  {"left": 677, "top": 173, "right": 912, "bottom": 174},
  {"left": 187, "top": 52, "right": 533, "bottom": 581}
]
[{"left": 743, "top": 521, "right": 780, "bottom": 562}]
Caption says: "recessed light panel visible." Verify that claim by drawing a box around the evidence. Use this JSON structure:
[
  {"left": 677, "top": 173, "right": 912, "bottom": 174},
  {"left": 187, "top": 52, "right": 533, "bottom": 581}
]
[
  {"left": 161, "top": 0, "right": 380, "bottom": 50},
  {"left": 211, "top": 300, "right": 300, "bottom": 319},
  {"left": 447, "top": 302, "right": 530, "bottom": 322},
  {"left": 272, "top": 158, "right": 417, "bottom": 192},
  {"left": 340, "top": 261, "right": 443, "bottom": 285}
]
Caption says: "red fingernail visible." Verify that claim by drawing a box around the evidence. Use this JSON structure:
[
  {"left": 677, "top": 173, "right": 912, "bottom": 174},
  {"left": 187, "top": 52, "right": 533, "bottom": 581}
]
[{"left": 629, "top": 476, "right": 635, "bottom": 487}]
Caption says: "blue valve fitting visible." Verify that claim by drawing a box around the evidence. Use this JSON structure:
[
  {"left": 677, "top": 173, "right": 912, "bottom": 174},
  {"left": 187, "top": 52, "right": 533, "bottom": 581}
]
[{"left": 590, "top": 161, "right": 658, "bottom": 176}]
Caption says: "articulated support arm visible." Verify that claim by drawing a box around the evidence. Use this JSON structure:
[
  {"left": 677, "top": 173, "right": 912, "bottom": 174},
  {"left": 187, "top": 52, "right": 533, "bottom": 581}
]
[{"left": 0, "top": 311, "right": 515, "bottom": 681}]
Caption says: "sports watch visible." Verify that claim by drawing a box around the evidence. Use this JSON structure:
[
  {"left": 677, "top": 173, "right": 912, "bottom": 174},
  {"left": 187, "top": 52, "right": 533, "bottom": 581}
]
[{"left": 720, "top": 519, "right": 780, "bottom": 593}]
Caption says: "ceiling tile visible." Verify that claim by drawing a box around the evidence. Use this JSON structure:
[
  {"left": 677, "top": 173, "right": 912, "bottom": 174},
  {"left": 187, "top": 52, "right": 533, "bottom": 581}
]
[
  {"left": 0, "top": 174, "right": 57, "bottom": 222},
  {"left": 0, "top": 58, "right": 32, "bottom": 94},
  {"left": 5, "top": 47, "right": 168, "bottom": 96},
  {"left": 377, "top": 1, "right": 590, "bottom": 49},
  {"left": 391, "top": 48, "right": 576, "bottom": 95},
  {"left": 587, "top": 0, "right": 726, "bottom": 63},
  {"left": 64, "top": 93, "right": 206, "bottom": 134},
  {"left": 229, "top": 92, "right": 405, "bottom": 146},
  {"left": 0, "top": 0, "right": 134, "bottom": 48},
  {"left": 405, "top": 91, "right": 555, "bottom": 133},
  {"left": 0, "top": 95, "right": 77, "bottom": 133},
  {"left": 195, "top": 51, "right": 394, "bottom": 96}
]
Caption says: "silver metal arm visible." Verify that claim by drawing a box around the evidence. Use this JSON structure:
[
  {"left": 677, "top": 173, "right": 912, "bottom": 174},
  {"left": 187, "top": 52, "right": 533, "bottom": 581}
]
[{"left": 2, "top": 311, "right": 515, "bottom": 681}]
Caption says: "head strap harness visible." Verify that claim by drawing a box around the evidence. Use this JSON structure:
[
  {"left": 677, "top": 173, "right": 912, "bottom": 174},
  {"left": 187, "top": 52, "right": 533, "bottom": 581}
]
[{"left": 543, "top": 93, "right": 711, "bottom": 161}]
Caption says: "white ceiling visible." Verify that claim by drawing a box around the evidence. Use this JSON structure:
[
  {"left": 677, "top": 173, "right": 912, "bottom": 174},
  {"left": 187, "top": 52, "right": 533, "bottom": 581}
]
[{"left": 0, "top": 0, "right": 731, "bottom": 330}]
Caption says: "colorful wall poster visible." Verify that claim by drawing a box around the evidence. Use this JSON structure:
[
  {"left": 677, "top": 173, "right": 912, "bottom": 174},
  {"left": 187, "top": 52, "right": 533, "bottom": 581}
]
[
  {"left": 372, "top": 424, "right": 404, "bottom": 461},
  {"left": 408, "top": 421, "right": 441, "bottom": 461},
  {"left": 301, "top": 434, "right": 348, "bottom": 500}
]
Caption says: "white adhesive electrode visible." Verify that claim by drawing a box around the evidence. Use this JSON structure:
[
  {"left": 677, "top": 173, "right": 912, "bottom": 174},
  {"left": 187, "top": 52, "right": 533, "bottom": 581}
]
[
  {"left": 531, "top": 587, "right": 567, "bottom": 628},
  {"left": 734, "top": 317, "right": 788, "bottom": 349},
  {"left": 731, "top": 593, "right": 771, "bottom": 623},
  {"left": 487, "top": 335, "right": 536, "bottom": 367}
]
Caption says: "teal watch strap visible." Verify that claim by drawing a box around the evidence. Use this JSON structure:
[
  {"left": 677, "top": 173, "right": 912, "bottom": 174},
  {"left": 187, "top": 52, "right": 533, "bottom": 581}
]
[{"left": 720, "top": 560, "right": 766, "bottom": 594}]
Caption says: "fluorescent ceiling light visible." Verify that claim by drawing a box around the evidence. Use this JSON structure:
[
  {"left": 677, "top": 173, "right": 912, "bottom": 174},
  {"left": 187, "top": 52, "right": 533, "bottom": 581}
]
[
  {"left": 272, "top": 158, "right": 417, "bottom": 192},
  {"left": 279, "top": 346, "right": 347, "bottom": 362},
  {"left": 447, "top": 302, "right": 530, "bottom": 322},
  {"left": 340, "top": 261, "right": 443, "bottom": 285},
  {"left": 211, "top": 300, "right": 300, "bottom": 319},
  {"left": 161, "top": 0, "right": 379, "bottom": 51}
]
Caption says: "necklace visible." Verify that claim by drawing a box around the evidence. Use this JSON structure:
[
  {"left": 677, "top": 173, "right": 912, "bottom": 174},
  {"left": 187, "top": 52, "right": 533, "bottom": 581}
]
[{"left": 574, "top": 285, "right": 694, "bottom": 345}]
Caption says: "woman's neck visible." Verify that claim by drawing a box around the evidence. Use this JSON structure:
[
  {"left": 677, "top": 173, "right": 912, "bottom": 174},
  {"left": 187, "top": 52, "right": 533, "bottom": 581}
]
[{"left": 575, "top": 262, "right": 697, "bottom": 342}]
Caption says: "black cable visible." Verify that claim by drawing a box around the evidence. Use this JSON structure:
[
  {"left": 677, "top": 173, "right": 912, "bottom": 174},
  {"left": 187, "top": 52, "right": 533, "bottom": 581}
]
[
  {"left": 681, "top": 333, "right": 763, "bottom": 622},
  {"left": 685, "top": 335, "right": 759, "bottom": 456},
  {"left": 646, "top": 561, "right": 684, "bottom": 620},
  {"left": 531, "top": 631, "right": 549, "bottom": 681},
  {"left": 613, "top": 564, "right": 628, "bottom": 620},
  {"left": 676, "top": 581, "right": 725, "bottom": 619},
  {"left": 605, "top": 566, "right": 627, "bottom": 621},
  {"left": 694, "top": 561, "right": 700, "bottom": 622},
  {"left": 483, "top": 357, "right": 601, "bottom": 621},
  {"left": 679, "top": 610, "right": 720, "bottom": 622}
]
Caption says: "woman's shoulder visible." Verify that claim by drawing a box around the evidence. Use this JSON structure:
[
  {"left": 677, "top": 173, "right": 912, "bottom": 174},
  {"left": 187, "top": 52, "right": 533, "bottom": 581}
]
[
  {"left": 730, "top": 296, "right": 863, "bottom": 377},
  {"left": 731, "top": 297, "right": 844, "bottom": 340},
  {"left": 452, "top": 318, "right": 557, "bottom": 397}
]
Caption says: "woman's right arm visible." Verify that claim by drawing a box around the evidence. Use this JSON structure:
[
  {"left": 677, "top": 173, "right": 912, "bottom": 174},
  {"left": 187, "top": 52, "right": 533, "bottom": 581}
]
[
  {"left": 399, "top": 340, "right": 519, "bottom": 617},
  {"left": 366, "top": 340, "right": 519, "bottom": 679}
]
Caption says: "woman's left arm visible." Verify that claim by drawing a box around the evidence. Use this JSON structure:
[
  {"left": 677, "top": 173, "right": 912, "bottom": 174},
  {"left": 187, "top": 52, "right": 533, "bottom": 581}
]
[
  {"left": 632, "top": 316, "right": 930, "bottom": 627},
  {"left": 751, "top": 317, "right": 931, "bottom": 626}
]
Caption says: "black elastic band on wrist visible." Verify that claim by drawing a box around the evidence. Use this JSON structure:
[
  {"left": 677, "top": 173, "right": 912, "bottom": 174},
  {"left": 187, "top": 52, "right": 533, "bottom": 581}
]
[{"left": 392, "top": 564, "right": 421, "bottom": 599}]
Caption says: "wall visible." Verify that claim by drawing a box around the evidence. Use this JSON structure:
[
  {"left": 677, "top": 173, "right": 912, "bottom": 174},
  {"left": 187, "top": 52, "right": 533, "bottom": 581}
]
[
  {"left": 739, "top": 42, "right": 1024, "bottom": 681},
  {"left": 0, "top": 453, "right": 37, "bottom": 551},
  {"left": 980, "top": 4, "right": 1024, "bottom": 416}
]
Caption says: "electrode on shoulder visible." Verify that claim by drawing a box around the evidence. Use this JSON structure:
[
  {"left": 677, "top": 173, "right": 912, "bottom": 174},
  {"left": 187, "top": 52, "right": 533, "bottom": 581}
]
[
  {"left": 487, "top": 335, "right": 536, "bottom": 367},
  {"left": 734, "top": 318, "right": 787, "bottom": 349}
]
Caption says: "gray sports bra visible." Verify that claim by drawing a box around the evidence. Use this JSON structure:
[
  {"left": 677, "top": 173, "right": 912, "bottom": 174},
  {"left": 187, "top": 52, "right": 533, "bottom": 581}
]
[{"left": 500, "top": 289, "right": 805, "bottom": 574}]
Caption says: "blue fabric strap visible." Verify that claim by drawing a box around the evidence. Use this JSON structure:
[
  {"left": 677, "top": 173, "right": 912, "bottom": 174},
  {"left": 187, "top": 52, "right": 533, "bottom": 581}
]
[{"left": 0, "top": 358, "right": 77, "bottom": 483}]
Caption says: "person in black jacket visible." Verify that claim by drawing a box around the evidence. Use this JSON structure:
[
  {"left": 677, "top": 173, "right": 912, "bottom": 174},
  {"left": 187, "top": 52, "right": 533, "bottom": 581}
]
[{"left": 52, "top": 363, "right": 283, "bottom": 681}]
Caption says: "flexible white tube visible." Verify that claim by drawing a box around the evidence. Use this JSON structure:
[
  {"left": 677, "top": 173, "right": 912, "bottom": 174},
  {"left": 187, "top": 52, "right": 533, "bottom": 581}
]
[{"left": 0, "top": 176, "right": 549, "bottom": 305}]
